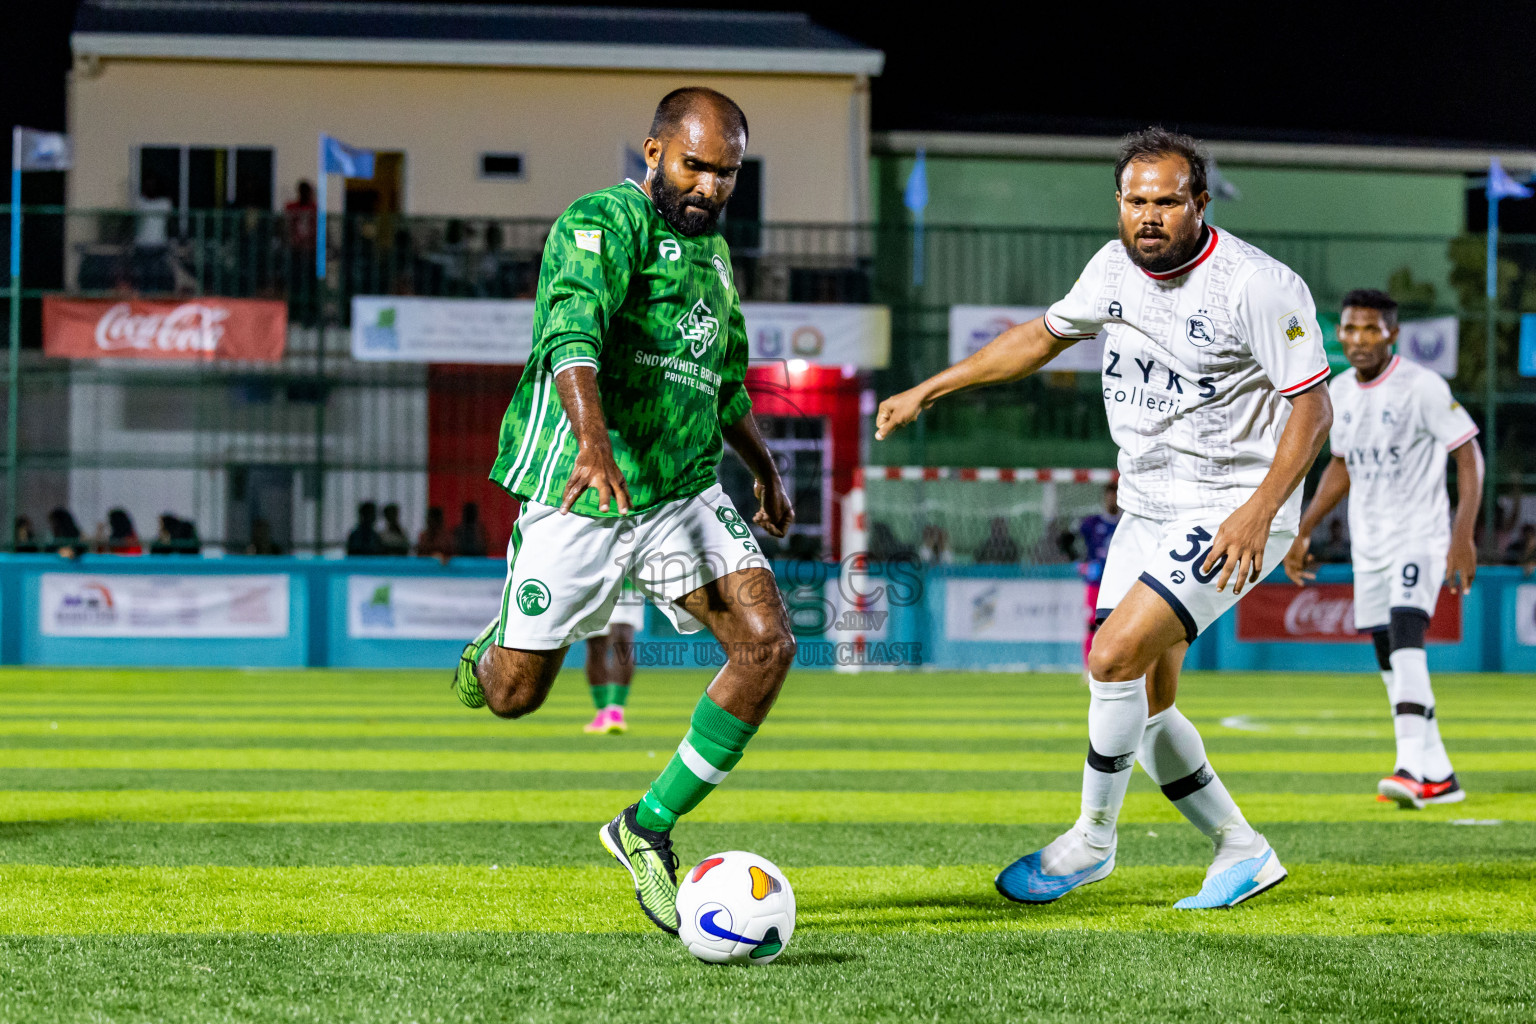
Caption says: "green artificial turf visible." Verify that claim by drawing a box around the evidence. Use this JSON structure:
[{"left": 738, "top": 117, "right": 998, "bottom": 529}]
[
  {"left": 1, "top": 667, "right": 1532, "bottom": 1023},
  {"left": 1, "top": 933, "right": 1533, "bottom": 1024}
]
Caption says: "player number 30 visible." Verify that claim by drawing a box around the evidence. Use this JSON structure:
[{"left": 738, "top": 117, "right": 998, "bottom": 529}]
[{"left": 1168, "top": 526, "right": 1227, "bottom": 585}]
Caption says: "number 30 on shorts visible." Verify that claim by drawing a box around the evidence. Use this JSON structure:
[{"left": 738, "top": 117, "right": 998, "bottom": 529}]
[{"left": 1168, "top": 526, "right": 1226, "bottom": 584}]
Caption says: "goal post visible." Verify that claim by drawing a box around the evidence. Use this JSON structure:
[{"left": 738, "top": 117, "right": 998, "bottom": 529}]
[{"left": 844, "top": 465, "right": 1117, "bottom": 565}]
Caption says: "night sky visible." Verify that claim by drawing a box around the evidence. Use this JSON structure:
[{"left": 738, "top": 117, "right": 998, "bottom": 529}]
[{"left": 4, "top": 1, "right": 1533, "bottom": 146}]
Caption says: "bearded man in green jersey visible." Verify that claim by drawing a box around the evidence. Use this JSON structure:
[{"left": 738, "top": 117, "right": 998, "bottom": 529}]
[{"left": 453, "top": 87, "right": 796, "bottom": 935}]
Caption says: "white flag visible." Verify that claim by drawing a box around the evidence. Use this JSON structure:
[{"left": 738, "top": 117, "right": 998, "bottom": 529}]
[{"left": 15, "top": 128, "right": 71, "bottom": 171}]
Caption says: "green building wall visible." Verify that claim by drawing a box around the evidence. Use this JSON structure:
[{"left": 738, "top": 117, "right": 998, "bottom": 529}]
[
  {"left": 867, "top": 151, "right": 1469, "bottom": 469},
  {"left": 872, "top": 153, "right": 1464, "bottom": 306}
]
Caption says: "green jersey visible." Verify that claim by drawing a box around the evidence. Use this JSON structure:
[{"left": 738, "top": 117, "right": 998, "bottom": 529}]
[{"left": 490, "top": 181, "right": 751, "bottom": 516}]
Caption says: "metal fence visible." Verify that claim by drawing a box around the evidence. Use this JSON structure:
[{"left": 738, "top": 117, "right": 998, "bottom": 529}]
[{"left": 3, "top": 205, "right": 1534, "bottom": 556}]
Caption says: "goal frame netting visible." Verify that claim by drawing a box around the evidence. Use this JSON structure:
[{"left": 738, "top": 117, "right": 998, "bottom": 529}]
[{"left": 843, "top": 465, "right": 1118, "bottom": 564}]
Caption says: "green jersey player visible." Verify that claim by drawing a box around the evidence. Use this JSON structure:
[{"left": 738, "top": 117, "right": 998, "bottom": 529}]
[{"left": 453, "top": 88, "right": 796, "bottom": 935}]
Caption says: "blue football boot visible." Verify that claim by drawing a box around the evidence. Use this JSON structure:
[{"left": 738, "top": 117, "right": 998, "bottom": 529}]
[
  {"left": 1174, "top": 837, "right": 1287, "bottom": 910},
  {"left": 995, "top": 829, "right": 1116, "bottom": 904}
]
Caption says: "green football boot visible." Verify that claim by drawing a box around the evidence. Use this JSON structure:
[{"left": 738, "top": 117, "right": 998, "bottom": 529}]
[
  {"left": 451, "top": 619, "right": 497, "bottom": 709},
  {"left": 600, "top": 803, "right": 681, "bottom": 934}
]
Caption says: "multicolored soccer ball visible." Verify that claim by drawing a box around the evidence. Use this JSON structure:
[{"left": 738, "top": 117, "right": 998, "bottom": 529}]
[{"left": 675, "top": 850, "right": 795, "bottom": 964}]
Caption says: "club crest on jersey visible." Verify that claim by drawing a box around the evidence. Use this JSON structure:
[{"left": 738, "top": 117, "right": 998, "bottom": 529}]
[
  {"left": 712, "top": 254, "right": 732, "bottom": 289},
  {"left": 659, "top": 238, "right": 681, "bottom": 261},
  {"left": 677, "top": 298, "right": 720, "bottom": 358},
  {"left": 1185, "top": 314, "right": 1216, "bottom": 348},
  {"left": 574, "top": 229, "right": 602, "bottom": 254},
  {"left": 1279, "top": 309, "right": 1309, "bottom": 347}
]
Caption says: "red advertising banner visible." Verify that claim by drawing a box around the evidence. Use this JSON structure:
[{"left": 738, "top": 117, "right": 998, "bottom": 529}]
[
  {"left": 1236, "top": 583, "right": 1461, "bottom": 643},
  {"left": 43, "top": 296, "right": 287, "bottom": 362}
]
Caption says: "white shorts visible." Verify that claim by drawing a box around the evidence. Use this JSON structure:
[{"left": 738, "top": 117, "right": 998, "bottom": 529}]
[
  {"left": 494, "top": 483, "right": 769, "bottom": 650},
  {"left": 592, "top": 594, "right": 647, "bottom": 635},
  {"left": 1352, "top": 548, "right": 1446, "bottom": 633},
  {"left": 1097, "top": 512, "right": 1296, "bottom": 643}
]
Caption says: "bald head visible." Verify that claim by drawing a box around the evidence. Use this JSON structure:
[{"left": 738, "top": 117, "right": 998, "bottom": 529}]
[
  {"left": 640, "top": 87, "right": 748, "bottom": 238},
  {"left": 649, "top": 87, "right": 749, "bottom": 146}
]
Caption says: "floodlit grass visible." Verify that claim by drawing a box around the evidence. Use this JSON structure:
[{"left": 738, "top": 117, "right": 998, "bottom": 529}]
[
  {"left": 0, "top": 861, "right": 1531, "bottom": 936},
  {"left": 0, "top": 667, "right": 1532, "bottom": 1022}
]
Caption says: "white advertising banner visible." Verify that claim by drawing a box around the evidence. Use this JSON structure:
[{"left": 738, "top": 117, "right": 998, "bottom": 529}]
[
  {"left": 1517, "top": 585, "right": 1536, "bottom": 646},
  {"left": 1398, "top": 316, "right": 1459, "bottom": 378},
  {"left": 822, "top": 580, "right": 892, "bottom": 643},
  {"left": 351, "top": 297, "right": 890, "bottom": 369},
  {"left": 352, "top": 296, "right": 534, "bottom": 364},
  {"left": 742, "top": 303, "right": 889, "bottom": 369},
  {"left": 348, "top": 576, "right": 506, "bottom": 640},
  {"left": 40, "top": 573, "right": 290, "bottom": 638},
  {"left": 949, "top": 306, "right": 1104, "bottom": 373},
  {"left": 944, "top": 578, "right": 1085, "bottom": 643}
]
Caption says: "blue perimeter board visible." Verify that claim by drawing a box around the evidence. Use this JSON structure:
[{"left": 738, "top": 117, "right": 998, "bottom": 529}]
[{"left": 0, "top": 554, "right": 1530, "bottom": 672}]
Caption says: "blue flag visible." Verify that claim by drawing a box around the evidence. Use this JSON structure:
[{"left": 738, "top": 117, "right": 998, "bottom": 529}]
[
  {"left": 903, "top": 150, "right": 928, "bottom": 214},
  {"left": 15, "top": 128, "right": 71, "bottom": 172},
  {"left": 904, "top": 150, "right": 928, "bottom": 286},
  {"left": 1486, "top": 159, "right": 1533, "bottom": 298},
  {"left": 1488, "top": 158, "right": 1532, "bottom": 202},
  {"left": 321, "top": 134, "right": 375, "bottom": 179}
]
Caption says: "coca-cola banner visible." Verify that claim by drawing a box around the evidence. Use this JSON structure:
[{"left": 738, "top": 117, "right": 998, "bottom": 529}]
[
  {"left": 1236, "top": 583, "right": 1461, "bottom": 643},
  {"left": 43, "top": 296, "right": 287, "bottom": 362}
]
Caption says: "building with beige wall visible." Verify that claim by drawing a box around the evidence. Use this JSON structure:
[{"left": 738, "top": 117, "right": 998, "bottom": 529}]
[
  {"left": 70, "top": 0, "right": 883, "bottom": 222},
  {"left": 48, "top": 2, "right": 882, "bottom": 555}
]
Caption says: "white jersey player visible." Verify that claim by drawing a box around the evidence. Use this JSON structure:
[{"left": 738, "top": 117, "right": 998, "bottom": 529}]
[
  {"left": 1284, "top": 289, "right": 1481, "bottom": 809},
  {"left": 877, "top": 128, "right": 1333, "bottom": 910}
]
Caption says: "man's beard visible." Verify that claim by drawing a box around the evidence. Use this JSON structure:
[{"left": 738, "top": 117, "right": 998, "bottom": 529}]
[
  {"left": 1119, "top": 221, "right": 1204, "bottom": 274},
  {"left": 650, "top": 167, "right": 724, "bottom": 237}
]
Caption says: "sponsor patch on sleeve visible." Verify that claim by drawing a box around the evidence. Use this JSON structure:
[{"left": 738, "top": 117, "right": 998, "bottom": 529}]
[
  {"left": 574, "top": 229, "right": 602, "bottom": 254},
  {"left": 1278, "top": 309, "right": 1309, "bottom": 347}
]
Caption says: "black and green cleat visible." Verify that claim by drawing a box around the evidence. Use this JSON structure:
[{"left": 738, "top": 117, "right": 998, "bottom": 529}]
[
  {"left": 451, "top": 619, "right": 496, "bottom": 709},
  {"left": 600, "top": 803, "right": 681, "bottom": 934}
]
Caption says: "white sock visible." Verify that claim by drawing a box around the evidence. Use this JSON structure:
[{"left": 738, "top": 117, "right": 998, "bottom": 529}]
[
  {"left": 1138, "top": 705, "right": 1255, "bottom": 846},
  {"left": 1073, "top": 675, "right": 1147, "bottom": 851},
  {"left": 1421, "top": 710, "right": 1454, "bottom": 782},
  {"left": 1389, "top": 648, "right": 1432, "bottom": 780}
]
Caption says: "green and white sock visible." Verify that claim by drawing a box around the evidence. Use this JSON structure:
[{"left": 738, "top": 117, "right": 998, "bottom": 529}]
[
  {"left": 606, "top": 683, "right": 630, "bottom": 709},
  {"left": 589, "top": 683, "right": 608, "bottom": 712},
  {"left": 635, "top": 692, "right": 756, "bottom": 832},
  {"left": 467, "top": 618, "right": 498, "bottom": 674}
]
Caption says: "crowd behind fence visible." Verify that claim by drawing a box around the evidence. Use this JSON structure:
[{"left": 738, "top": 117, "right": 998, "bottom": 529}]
[{"left": 4, "top": 205, "right": 1536, "bottom": 559}]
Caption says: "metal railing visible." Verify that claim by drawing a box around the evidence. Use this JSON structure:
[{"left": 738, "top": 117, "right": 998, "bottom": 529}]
[{"left": 2, "top": 204, "right": 1533, "bottom": 555}]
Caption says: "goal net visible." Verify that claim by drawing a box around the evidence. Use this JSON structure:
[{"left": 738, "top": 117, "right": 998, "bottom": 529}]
[{"left": 846, "top": 466, "right": 1117, "bottom": 565}]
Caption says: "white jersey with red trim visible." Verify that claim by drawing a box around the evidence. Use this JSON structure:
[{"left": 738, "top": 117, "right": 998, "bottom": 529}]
[
  {"left": 1045, "top": 227, "right": 1329, "bottom": 531},
  {"left": 1329, "top": 354, "right": 1478, "bottom": 569}
]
